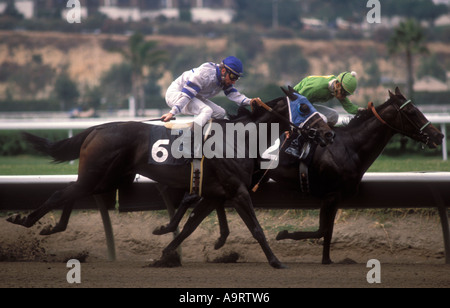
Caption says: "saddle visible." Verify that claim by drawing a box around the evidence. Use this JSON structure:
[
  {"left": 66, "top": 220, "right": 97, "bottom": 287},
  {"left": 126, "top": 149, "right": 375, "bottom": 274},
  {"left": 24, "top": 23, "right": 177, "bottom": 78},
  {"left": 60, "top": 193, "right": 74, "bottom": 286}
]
[{"left": 147, "top": 119, "right": 213, "bottom": 196}]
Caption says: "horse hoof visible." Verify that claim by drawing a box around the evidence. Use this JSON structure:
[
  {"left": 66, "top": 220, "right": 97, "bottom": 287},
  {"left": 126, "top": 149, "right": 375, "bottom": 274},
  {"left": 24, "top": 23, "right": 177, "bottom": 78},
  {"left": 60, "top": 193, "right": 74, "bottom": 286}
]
[
  {"left": 40, "top": 224, "right": 65, "bottom": 235},
  {"left": 276, "top": 230, "right": 288, "bottom": 240},
  {"left": 40, "top": 225, "right": 54, "bottom": 235},
  {"left": 6, "top": 214, "right": 27, "bottom": 227},
  {"left": 270, "top": 260, "right": 287, "bottom": 269},
  {"left": 322, "top": 259, "right": 333, "bottom": 265},
  {"left": 214, "top": 238, "right": 226, "bottom": 250},
  {"left": 148, "top": 251, "right": 181, "bottom": 268},
  {"left": 152, "top": 225, "right": 171, "bottom": 235}
]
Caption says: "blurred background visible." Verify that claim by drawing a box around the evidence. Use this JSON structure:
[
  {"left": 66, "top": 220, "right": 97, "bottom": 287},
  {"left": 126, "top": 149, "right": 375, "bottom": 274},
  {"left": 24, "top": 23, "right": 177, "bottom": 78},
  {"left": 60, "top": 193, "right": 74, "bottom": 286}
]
[{"left": 0, "top": 0, "right": 450, "bottom": 162}]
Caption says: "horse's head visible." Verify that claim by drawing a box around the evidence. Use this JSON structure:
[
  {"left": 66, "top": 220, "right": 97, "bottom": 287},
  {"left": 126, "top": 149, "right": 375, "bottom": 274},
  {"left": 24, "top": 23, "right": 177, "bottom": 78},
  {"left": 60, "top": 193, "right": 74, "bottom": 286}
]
[
  {"left": 281, "top": 86, "right": 335, "bottom": 146},
  {"left": 371, "top": 87, "right": 443, "bottom": 148}
]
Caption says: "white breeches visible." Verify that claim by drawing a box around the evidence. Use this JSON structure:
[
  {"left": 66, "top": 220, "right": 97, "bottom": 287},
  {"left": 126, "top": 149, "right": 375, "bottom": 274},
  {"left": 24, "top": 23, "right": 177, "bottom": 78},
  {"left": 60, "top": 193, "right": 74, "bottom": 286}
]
[{"left": 166, "top": 86, "right": 226, "bottom": 127}]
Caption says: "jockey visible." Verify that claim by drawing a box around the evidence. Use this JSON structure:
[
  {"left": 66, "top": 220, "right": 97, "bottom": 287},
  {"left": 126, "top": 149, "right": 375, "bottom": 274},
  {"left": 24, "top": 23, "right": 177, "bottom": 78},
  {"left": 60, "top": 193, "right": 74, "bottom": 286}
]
[
  {"left": 293, "top": 71, "right": 360, "bottom": 126},
  {"left": 161, "top": 56, "right": 258, "bottom": 127}
]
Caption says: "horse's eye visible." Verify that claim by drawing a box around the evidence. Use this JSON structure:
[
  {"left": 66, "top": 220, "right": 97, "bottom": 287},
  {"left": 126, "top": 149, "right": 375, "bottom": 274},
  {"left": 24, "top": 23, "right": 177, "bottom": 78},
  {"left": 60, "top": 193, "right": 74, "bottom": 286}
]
[{"left": 299, "top": 104, "right": 310, "bottom": 114}]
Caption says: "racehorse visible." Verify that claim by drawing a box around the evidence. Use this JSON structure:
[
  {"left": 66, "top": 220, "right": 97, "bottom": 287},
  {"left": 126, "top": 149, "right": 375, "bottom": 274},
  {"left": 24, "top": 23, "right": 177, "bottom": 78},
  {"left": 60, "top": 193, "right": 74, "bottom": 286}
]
[
  {"left": 7, "top": 88, "right": 333, "bottom": 269},
  {"left": 272, "top": 87, "right": 443, "bottom": 264}
]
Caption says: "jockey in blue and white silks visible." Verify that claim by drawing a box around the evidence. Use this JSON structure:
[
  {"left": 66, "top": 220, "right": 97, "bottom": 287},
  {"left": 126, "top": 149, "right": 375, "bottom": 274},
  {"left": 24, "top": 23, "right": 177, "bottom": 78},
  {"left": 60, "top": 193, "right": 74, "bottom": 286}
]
[{"left": 162, "top": 56, "right": 257, "bottom": 127}]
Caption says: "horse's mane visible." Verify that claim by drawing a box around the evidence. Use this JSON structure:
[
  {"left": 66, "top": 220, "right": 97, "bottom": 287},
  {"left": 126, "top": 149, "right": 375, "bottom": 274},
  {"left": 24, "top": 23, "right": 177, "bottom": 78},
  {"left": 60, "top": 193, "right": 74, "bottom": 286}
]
[
  {"left": 339, "top": 100, "right": 389, "bottom": 131},
  {"left": 341, "top": 108, "right": 373, "bottom": 129}
]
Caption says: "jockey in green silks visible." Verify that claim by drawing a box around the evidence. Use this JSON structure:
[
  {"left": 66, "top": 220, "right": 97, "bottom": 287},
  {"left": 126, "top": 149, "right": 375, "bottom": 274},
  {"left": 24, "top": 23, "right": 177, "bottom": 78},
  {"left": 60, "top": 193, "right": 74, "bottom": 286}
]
[{"left": 293, "top": 71, "right": 361, "bottom": 126}]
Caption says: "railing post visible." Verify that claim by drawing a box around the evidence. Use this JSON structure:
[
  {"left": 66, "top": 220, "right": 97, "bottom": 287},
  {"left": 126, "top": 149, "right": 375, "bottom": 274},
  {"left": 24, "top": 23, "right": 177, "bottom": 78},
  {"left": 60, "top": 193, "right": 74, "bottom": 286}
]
[
  {"left": 94, "top": 193, "right": 116, "bottom": 261},
  {"left": 440, "top": 123, "right": 447, "bottom": 161}
]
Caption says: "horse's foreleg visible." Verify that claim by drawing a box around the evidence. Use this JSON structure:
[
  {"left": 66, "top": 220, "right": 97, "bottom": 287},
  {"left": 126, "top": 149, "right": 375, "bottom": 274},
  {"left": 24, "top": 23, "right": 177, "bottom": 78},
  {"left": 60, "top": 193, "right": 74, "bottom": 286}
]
[
  {"left": 214, "top": 204, "right": 229, "bottom": 250},
  {"left": 321, "top": 204, "right": 338, "bottom": 265},
  {"left": 151, "top": 199, "right": 216, "bottom": 268},
  {"left": 39, "top": 202, "right": 74, "bottom": 235},
  {"left": 232, "top": 186, "right": 286, "bottom": 269}
]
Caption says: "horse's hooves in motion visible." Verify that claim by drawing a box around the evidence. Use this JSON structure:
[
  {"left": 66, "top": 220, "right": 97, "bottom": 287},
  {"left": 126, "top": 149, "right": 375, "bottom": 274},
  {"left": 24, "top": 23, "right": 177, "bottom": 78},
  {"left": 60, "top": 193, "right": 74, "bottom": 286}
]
[
  {"left": 276, "top": 230, "right": 289, "bottom": 240},
  {"left": 270, "top": 260, "right": 288, "bottom": 269},
  {"left": 39, "top": 224, "right": 66, "bottom": 235},
  {"left": 148, "top": 251, "right": 182, "bottom": 268},
  {"left": 6, "top": 214, "right": 29, "bottom": 227},
  {"left": 214, "top": 237, "right": 227, "bottom": 250},
  {"left": 152, "top": 224, "right": 172, "bottom": 235}
]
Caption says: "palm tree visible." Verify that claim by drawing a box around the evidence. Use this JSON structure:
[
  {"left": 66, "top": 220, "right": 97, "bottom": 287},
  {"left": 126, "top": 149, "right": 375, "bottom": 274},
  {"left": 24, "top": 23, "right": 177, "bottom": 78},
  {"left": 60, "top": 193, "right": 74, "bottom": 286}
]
[
  {"left": 121, "top": 32, "right": 168, "bottom": 116},
  {"left": 387, "top": 18, "right": 429, "bottom": 100}
]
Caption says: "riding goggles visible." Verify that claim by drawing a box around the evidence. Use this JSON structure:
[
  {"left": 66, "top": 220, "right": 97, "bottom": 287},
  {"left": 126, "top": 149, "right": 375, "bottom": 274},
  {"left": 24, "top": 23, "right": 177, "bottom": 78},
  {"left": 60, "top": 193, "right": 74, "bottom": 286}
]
[{"left": 227, "top": 70, "right": 240, "bottom": 81}]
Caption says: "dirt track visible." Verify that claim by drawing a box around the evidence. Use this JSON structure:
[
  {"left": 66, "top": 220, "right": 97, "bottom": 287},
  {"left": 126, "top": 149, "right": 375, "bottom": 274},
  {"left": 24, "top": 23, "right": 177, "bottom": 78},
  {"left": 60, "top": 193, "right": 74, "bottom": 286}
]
[{"left": 1, "top": 210, "right": 449, "bottom": 288}]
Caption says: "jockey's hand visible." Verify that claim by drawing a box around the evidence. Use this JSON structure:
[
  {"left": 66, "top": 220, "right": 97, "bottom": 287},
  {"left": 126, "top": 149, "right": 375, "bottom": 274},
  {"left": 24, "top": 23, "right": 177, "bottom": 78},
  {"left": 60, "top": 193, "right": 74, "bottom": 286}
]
[
  {"left": 161, "top": 113, "right": 174, "bottom": 122},
  {"left": 250, "top": 97, "right": 262, "bottom": 109}
]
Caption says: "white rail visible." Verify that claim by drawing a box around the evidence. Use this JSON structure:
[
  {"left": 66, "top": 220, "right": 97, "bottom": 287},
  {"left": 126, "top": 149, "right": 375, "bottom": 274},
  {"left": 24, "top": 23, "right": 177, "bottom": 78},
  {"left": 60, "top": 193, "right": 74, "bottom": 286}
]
[{"left": 0, "top": 114, "right": 448, "bottom": 160}]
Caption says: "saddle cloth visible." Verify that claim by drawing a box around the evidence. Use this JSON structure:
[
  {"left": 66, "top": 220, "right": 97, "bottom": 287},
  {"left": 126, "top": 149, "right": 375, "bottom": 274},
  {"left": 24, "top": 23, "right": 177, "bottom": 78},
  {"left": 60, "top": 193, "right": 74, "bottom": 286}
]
[{"left": 148, "top": 124, "right": 192, "bottom": 165}]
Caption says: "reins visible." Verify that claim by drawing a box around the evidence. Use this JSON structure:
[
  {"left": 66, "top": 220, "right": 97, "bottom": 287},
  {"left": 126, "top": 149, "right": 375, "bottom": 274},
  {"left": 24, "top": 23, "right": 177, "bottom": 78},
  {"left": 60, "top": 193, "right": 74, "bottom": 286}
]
[{"left": 368, "top": 100, "right": 431, "bottom": 135}]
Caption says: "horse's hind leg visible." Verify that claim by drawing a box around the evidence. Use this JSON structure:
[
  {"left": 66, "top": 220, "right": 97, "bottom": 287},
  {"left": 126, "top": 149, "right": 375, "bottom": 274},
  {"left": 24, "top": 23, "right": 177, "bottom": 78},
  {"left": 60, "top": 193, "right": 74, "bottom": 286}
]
[
  {"left": 7, "top": 182, "right": 89, "bottom": 229},
  {"left": 151, "top": 199, "right": 216, "bottom": 267},
  {"left": 214, "top": 204, "right": 229, "bottom": 250},
  {"left": 153, "top": 192, "right": 202, "bottom": 235},
  {"left": 39, "top": 202, "right": 74, "bottom": 235},
  {"left": 276, "top": 199, "right": 338, "bottom": 264}
]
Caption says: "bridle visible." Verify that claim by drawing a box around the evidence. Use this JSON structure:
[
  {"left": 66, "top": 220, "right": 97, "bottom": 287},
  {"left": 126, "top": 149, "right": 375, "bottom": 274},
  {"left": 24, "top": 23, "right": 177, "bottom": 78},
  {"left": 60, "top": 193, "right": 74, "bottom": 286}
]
[
  {"left": 368, "top": 100, "right": 431, "bottom": 140},
  {"left": 253, "top": 97, "right": 322, "bottom": 141}
]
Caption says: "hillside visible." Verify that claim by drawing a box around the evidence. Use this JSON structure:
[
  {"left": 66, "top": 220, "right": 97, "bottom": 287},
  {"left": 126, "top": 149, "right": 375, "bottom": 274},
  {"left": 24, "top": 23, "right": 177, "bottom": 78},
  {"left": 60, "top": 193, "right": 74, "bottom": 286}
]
[{"left": 1, "top": 30, "right": 450, "bottom": 106}]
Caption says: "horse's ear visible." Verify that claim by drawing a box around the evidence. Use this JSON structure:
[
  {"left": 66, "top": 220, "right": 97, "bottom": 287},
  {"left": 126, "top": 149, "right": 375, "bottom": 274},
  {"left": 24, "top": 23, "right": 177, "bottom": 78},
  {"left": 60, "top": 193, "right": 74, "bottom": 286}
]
[
  {"left": 388, "top": 89, "right": 395, "bottom": 99},
  {"left": 282, "top": 86, "right": 298, "bottom": 101},
  {"left": 280, "top": 87, "right": 289, "bottom": 97},
  {"left": 394, "top": 86, "right": 406, "bottom": 99}
]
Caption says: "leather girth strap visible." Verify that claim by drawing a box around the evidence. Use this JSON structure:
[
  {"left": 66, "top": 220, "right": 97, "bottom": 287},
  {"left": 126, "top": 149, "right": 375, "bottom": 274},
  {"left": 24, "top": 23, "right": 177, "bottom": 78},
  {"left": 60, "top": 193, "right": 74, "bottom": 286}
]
[{"left": 190, "top": 156, "right": 205, "bottom": 196}]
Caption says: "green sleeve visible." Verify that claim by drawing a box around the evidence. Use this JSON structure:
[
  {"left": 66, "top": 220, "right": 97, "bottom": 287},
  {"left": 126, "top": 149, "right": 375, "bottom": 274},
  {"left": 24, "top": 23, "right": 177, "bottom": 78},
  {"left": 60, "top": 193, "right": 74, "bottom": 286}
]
[
  {"left": 293, "top": 77, "right": 332, "bottom": 103},
  {"left": 340, "top": 97, "right": 359, "bottom": 115}
]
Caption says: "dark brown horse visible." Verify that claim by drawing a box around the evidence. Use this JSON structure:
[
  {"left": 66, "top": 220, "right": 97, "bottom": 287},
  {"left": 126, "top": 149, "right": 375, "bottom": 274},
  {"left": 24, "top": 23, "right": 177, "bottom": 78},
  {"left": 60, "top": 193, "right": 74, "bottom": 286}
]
[
  {"left": 272, "top": 87, "right": 443, "bottom": 264},
  {"left": 7, "top": 89, "right": 333, "bottom": 268}
]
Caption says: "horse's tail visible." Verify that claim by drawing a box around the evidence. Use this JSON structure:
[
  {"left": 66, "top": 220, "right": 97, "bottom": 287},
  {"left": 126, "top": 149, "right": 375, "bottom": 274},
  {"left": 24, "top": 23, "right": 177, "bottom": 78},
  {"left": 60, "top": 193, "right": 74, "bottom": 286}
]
[{"left": 22, "top": 126, "right": 98, "bottom": 163}]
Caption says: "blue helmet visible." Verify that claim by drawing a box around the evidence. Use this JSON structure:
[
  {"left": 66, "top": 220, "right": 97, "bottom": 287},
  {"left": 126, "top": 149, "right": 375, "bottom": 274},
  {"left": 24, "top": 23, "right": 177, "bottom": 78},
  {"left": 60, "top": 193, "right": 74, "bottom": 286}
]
[{"left": 222, "top": 56, "right": 244, "bottom": 76}]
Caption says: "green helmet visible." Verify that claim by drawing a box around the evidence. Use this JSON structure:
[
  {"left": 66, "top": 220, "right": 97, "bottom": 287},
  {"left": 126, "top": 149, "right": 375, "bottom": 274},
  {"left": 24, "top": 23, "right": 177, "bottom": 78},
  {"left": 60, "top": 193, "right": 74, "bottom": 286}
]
[{"left": 337, "top": 71, "right": 358, "bottom": 95}]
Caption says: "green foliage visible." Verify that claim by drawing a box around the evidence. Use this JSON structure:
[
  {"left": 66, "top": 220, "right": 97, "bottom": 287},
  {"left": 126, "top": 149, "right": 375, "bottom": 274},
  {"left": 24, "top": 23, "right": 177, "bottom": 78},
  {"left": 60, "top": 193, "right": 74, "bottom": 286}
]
[
  {"left": 0, "top": 155, "right": 79, "bottom": 175},
  {"left": 53, "top": 71, "right": 80, "bottom": 111},
  {"left": 100, "top": 62, "right": 132, "bottom": 110},
  {"left": 268, "top": 44, "right": 309, "bottom": 81},
  {"left": 387, "top": 19, "right": 429, "bottom": 56},
  {"left": 417, "top": 54, "right": 447, "bottom": 82},
  {"left": 0, "top": 99, "right": 59, "bottom": 112},
  {"left": 0, "top": 130, "right": 81, "bottom": 156}
]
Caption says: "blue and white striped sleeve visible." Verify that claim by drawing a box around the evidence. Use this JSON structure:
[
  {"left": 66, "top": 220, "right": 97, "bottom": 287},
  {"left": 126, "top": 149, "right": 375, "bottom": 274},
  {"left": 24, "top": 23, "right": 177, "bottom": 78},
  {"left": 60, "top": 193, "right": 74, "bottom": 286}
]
[{"left": 223, "top": 85, "right": 251, "bottom": 106}]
